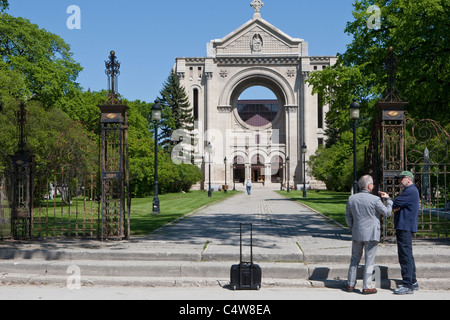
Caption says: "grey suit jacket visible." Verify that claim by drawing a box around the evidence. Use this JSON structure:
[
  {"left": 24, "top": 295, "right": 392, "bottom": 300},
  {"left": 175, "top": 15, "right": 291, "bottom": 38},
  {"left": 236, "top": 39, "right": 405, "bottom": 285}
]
[{"left": 346, "top": 190, "right": 393, "bottom": 242}]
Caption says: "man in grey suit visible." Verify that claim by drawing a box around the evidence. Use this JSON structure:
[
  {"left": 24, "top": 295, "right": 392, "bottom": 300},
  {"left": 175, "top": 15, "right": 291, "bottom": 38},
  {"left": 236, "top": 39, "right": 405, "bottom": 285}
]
[{"left": 346, "top": 175, "right": 393, "bottom": 294}]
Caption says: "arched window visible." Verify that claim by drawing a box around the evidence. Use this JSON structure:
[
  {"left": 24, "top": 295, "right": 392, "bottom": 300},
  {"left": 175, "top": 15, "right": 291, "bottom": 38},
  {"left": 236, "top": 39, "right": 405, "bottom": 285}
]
[{"left": 193, "top": 88, "right": 199, "bottom": 120}]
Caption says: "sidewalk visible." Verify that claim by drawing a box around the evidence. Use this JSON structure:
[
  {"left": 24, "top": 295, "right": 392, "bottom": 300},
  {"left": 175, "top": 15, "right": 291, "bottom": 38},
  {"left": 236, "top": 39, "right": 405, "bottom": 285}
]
[{"left": 1, "top": 188, "right": 449, "bottom": 294}]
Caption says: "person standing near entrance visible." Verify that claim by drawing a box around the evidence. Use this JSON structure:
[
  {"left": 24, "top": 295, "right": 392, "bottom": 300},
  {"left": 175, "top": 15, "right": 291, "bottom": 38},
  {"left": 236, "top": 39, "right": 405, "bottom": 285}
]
[
  {"left": 246, "top": 179, "right": 252, "bottom": 195},
  {"left": 346, "top": 175, "right": 393, "bottom": 294},
  {"left": 392, "top": 171, "right": 420, "bottom": 295}
]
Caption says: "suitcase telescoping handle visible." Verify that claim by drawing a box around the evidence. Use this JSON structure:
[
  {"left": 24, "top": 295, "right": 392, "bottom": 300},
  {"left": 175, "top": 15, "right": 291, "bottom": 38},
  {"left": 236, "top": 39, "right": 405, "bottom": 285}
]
[{"left": 240, "top": 223, "right": 253, "bottom": 264}]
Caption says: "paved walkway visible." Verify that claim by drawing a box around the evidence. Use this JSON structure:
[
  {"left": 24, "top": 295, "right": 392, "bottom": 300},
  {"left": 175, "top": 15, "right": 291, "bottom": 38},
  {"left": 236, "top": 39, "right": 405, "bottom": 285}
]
[{"left": 144, "top": 188, "right": 352, "bottom": 263}]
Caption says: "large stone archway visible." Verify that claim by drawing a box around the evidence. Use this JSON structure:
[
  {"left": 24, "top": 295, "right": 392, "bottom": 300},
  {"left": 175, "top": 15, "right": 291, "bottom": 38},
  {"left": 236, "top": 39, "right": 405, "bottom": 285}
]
[{"left": 219, "top": 67, "right": 296, "bottom": 108}]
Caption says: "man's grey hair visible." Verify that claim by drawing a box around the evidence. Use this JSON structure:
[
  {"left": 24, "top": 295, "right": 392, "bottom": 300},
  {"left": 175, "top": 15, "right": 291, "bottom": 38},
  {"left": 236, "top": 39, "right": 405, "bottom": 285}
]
[{"left": 358, "top": 175, "right": 374, "bottom": 191}]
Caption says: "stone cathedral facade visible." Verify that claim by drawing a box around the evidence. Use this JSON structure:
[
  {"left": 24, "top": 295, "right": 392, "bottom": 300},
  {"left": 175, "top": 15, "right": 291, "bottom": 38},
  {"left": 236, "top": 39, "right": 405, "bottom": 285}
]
[{"left": 173, "top": 1, "right": 336, "bottom": 190}]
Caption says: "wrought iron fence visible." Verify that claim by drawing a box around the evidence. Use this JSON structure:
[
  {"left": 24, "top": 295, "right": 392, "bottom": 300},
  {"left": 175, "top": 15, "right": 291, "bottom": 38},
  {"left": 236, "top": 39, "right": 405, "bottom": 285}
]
[
  {"left": 376, "top": 118, "right": 449, "bottom": 240},
  {"left": 32, "top": 163, "right": 101, "bottom": 239},
  {"left": 0, "top": 174, "right": 12, "bottom": 239}
]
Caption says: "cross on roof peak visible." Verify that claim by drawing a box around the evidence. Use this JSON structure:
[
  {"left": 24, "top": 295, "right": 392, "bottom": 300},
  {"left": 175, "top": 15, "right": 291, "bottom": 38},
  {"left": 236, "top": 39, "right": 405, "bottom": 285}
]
[{"left": 251, "top": 0, "right": 264, "bottom": 17}]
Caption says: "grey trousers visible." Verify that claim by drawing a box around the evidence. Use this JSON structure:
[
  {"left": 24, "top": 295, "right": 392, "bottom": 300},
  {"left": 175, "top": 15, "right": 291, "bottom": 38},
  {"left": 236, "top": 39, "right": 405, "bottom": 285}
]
[{"left": 347, "top": 240, "right": 378, "bottom": 289}]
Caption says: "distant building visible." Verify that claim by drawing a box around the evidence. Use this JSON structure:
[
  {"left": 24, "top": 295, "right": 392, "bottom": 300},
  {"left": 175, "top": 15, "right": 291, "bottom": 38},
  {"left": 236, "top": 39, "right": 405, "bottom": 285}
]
[{"left": 173, "top": 1, "right": 336, "bottom": 189}]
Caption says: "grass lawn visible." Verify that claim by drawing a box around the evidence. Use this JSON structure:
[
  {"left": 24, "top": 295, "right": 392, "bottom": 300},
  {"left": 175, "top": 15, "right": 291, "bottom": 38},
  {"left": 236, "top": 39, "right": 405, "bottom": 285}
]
[
  {"left": 29, "top": 190, "right": 241, "bottom": 237},
  {"left": 277, "top": 190, "right": 350, "bottom": 227},
  {"left": 130, "top": 190, "right": 242, "bottom": 236}
]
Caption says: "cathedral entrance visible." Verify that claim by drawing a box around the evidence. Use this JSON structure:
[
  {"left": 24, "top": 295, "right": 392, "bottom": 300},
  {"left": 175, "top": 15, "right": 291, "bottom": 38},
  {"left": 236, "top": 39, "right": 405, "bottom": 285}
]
[
  {"left": 251, "top": 154, "right": 265, "bottom": 183},
  {"left": 233, "top": 156, "right": 245, "bottom": 184}
]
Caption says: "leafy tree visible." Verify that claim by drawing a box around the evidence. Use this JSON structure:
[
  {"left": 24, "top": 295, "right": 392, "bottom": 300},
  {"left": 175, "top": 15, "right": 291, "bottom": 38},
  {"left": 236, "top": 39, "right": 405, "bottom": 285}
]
[
  {"left": 0, "top": 11, "right": 203, "bottom": 197},
  {"left": 342, "top": 0, "right": 449, "bottom": 121},
  {"left": 306, "top": 0, "right": 449, "bottom": 191},
  {"left": 0, "top": 13, "right": 82, "bottom": 108},
  {"left": 0, "top": 0, "right": 8, "bottom": 13},
  {"left": 309, "top": 129, "right": 367, "bottom": 192},
  {"left": 0, "top": 101, "right": 95, "bottom": 171},
  {"left": 308, "top": 0, "right": 449, "bottom": 141}
]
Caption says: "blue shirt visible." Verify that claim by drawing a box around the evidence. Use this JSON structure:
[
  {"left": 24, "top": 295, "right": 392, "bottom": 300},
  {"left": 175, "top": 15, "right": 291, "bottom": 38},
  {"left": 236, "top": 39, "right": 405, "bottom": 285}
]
[{"left": 393, "top": 184, "right": 420, "bottom": 232}]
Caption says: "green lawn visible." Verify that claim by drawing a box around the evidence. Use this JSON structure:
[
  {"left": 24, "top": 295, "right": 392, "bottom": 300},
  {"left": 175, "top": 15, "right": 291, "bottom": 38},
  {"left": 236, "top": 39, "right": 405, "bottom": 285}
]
[
  {"left": 30, "top": 190, "right": 241, "bottom": 237},
  {"left": 130, "top": 190, "right": 242, "bottom": 236},
  {"left": 277, "top": 190, "right": 350, "bottom": 227}
]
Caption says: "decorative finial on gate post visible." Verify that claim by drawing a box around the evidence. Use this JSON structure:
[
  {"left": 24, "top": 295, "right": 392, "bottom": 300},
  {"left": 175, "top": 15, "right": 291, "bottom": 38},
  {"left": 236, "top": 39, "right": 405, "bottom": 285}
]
[
  {"left": 251, "top": 0, "right": 264, "bottom": 19},
  {"left": 384, "top": 46, "right": 399, "bottom": 102},
  {"left": 105, "top": 50, "right": 121, "bottom": 105},
  {"left": 16, "top": 101, "right": 28, "bottom": 154}
]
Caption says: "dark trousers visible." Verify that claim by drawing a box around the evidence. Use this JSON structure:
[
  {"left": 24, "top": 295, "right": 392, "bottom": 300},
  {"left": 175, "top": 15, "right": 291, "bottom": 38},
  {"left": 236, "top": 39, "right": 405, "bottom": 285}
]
[{"left": 396, "top": 230, "right": 417, "bottom": 288}]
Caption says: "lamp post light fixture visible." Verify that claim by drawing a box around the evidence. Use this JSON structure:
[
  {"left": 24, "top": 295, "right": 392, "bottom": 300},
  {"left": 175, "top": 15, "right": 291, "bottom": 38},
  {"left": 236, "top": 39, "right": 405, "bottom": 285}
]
[
  {"left": 151, "top": 101, "right": 162, "bottom": 214},
  {"left": 232, "top": 162, "right": 236, "bottom": 191},
  {"left": 302, "top": 143, "right": 307, "bottom": 198},
  {"left": 224, "top": 157, "right": 228, "bottom": 193},
  {"left": 286, "top": 156, "right": 290, "bottom": 193},
  {"left": 350, "top": 98, "right": 360, "bottom": 194},
  {"left": 206, "top": 142, "right": 213, "bottom": 197},
  {"left": 280, "top": 161, "right": 284, "bottom": 191}
]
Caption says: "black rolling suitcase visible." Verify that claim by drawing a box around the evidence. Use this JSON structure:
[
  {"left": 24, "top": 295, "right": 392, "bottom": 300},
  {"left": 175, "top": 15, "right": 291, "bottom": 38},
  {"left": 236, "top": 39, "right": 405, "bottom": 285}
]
[{"left": 230, "top": 223, "right": 262, "bottom": 290}]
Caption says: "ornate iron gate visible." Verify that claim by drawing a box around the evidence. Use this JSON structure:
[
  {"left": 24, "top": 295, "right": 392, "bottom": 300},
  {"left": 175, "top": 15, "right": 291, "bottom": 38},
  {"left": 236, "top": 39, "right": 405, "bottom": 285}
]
[
  {"left": 370, "top": 114, "right": 450, "bottom": 242},
  {"left": 32, "top": 122, "right": 101, "bottom": 238},
  {"left": 366, "top": 48, "right": 449, "bottom": 240},
  {"left": 368, "top": 114, "right": 449, "bottom": 241},
  {"left": 403, "top": 118, "right": 449, "bottom": 239}
]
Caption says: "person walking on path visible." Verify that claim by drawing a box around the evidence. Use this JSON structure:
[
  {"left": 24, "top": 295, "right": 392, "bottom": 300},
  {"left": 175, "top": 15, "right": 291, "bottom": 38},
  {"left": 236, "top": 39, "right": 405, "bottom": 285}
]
[
  {"left": 346, "top": 175, "right": 393, "bottom": 294},
  {"left": 392, "top": 171, "right": 420, "bottom": 295},
  {"left": 246, "top": 179, "right": 252, "bottom": 195}
]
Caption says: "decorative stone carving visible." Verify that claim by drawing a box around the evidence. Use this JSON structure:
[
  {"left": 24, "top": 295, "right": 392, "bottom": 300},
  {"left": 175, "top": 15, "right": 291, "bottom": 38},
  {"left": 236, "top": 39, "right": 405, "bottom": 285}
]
[
  {"left": 219, "top": 69, "right": 229, "bottom": 78},
  {"left": 251, "top": 34, "right": 263, "bottom": 53},
  {"left": 286, "top": 69, "right": 296, "bottom": 78},
  {"left": 217, "top": 105, "right": 232, "bottom": 113}
]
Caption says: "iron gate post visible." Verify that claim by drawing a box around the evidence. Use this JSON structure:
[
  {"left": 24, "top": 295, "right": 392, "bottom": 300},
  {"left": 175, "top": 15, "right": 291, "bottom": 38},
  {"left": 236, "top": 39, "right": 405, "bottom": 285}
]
[
  {"left": 98, "top": 51, "right": 130, "bottom": 240},
  {"left": 8, "top": 102, "right": 34, "bottom": 239},
  {"left": 9, "top": 153, "right": 34, "bottom": 239},
  {"left": 378, "top": 101, "right": 408, "bottom": 241}
]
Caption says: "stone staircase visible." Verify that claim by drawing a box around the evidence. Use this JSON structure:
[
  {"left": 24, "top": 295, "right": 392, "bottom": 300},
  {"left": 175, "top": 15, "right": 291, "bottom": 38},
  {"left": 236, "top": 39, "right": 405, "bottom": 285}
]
[{"left": 1, "top": 242, "right": 449, "bottom": 290}]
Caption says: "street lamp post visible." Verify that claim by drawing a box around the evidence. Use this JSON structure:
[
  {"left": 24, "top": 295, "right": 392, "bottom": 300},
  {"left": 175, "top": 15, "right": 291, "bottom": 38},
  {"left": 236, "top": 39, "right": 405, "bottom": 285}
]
[
  {"left": 151, "top": 101, "right": 162, "bottom": 214},
  {"left": 280, "top": 161, "right": 284, "bottom": 191},
  {"left": 302, "top": 143, "right": 307, "bottom": 198},
  {"left": 224, "top": 157, "right": 227, "bottom": 193},
  {"left": 350, "top": 98, "right": 360, "bottom": 194},
  {"left": 206, "top": 142, "right": 212, "bottom": 197},
  {"left": 286, "top": 156, "right": 290, "bottom": 193},
  {"left": 232, "top": 163, "right": 236, "bottom": 191}
]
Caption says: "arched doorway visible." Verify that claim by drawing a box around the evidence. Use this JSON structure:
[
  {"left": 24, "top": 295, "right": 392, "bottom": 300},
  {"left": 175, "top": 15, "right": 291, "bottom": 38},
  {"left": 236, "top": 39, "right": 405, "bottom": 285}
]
[
  {"left": 251, "top": 154, "right": 265, "bottom": 183},
  {"left": 233, "top": 156, "right": 245, "bottom": 184}
]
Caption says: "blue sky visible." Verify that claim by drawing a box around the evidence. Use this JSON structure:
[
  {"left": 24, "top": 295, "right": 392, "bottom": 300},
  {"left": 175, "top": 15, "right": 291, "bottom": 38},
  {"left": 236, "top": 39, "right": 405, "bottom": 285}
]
[{"left": 8, "top": 0, "right": 356, "bottom": 102}]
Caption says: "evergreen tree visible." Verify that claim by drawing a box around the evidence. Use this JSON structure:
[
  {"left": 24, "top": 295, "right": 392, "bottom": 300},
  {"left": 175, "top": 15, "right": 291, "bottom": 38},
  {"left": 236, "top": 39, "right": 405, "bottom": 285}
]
[{"left": 157, "top": 70, "right": 194, "bottom": 150}]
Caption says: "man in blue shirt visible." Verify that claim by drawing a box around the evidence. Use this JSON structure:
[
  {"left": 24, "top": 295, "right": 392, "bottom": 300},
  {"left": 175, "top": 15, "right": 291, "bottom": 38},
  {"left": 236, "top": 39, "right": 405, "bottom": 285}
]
[{"left": 392, "top": 171, "right": 420, "bottom": 295}]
